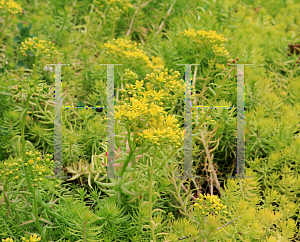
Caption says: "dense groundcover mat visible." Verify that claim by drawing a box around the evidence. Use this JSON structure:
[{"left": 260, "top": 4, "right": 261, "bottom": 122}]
[{"left": 0, "top": 0, "right": 300, "bottom": 241}]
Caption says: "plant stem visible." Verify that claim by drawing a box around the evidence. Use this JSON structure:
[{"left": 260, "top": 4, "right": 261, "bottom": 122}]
[
  {"left": 33, "top": 57, "right": 38, "bottom": 85},
  {"left": 149, "top": 145, "right": 158, "bottom": 242},
  {"left": 118, "top": 150, "right": 134, "bottom": 179},
  {"left": 201, "top": 126, "right": 223, "bottom": 196},
  {"left": 3, "top": 180, "right": 12, "bottom": 218},
  {"left": 117, "top": 122, "right": 134, "bottom": 177},
  {"left": 21, "top": 93, "right": 46, "bottom": 242},
  {"left": 21, "top": 93, "right": 32, "bottom": 161},
  {"left": 126, "top": 0, "right": 142, "bottom": 36}
]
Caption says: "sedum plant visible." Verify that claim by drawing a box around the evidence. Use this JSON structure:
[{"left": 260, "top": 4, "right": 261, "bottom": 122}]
[
  {"left": 95, "top": 0, "right": 133, "bottom": 38},
  {"left": 19, "top": 37, "right": 59, "bottom": 84},
  {"left": 1, "top": 0, "right": 300, "bottom": 241},
  {"left": 177, "top": 28, "right": 230, "bottom": 59},
  {"left": 95, "top": 196, "right": 132, "bottom": 241},
  {"left": 0, "top": 0, "right": 23, "bottom": 46}
]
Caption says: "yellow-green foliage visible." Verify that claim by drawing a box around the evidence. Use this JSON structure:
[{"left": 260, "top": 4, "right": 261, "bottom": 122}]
[{"left": 0, "top": 0, "right": 300, "bottom": 241}]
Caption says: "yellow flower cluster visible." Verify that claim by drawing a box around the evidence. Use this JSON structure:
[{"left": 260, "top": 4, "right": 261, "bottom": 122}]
[
  {"left": 0, "top": 0, "right": 23, "bottom": 15},
  {"left": 115, "top": 95, "right": 183, "bottom": 148},
  {"left": 125, "top": 80, "right": 166, "bottom": 103},
  {"left": 0, "top": 160, "right": 21, "bottom": 180},
  {"left": 0, "top": 151, "right": 61, "bottom": 188},
  {"left": 102, "top": 38, "right": 164, "bottom": 70},
  {"left": 10, "top": 81, "right": 51, "bottom": 104},
  {"left": 96, "top": 0, "right": 132, "bottom": 19},
  {"left": 215, "top": 63, "right": 226, "bottom": 70},
  {"left": 20, "top": 37, "right": 59, "bottom": 59},
  {"left": 117, "top": 67, "right": 200, "bottom": 148},
  {"left": 123, "top": 69, "right": 139, "bottom": 81},
  {"left": 21, "top": 151, "right": 57, "bottom": 187},
  {"left": 178, "top": 28, "right": 229, "bottom": 57},
  {"left": 167, "top": 212, "right": 175, "bottom": 220},
  {"left": 22, "top": 234, "right": 41, "bottom": 242},
  {"left": 143, "top": 68, "right": 196, "bottom": 103},
  {"left": 147, "top": 56, "right": 165, "bottom": 70},
  {"left": 2, "top": 234, "right": 42, "bottom": 242},
  {"left": 141, "top": 121, "right": 183, "bottom": 148},
  {"left": 193, "top": 193, "right": 228, "bottom": 216}
]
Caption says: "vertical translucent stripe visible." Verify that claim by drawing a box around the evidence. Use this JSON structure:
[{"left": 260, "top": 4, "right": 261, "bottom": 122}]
[
  {"left": 184, "top": 65, "right": 192, "bottom": 178},
  {"left": 54, "top": 64, "right": 63, "bottom": 177},
  {"left": 99, "top": 64, "right": 122, "bottom": 179},
  {"left": 49, "top": 63, "right": 70, "bottom": 179},
  {"left": 107, "top": 64, "right": 115, "bottom": 179},
  {"left": 176, "top": 64, "right": 199, "bottom": 178},
  {"left": 236, "top": 64, "right": 245, "bottom": 178}
]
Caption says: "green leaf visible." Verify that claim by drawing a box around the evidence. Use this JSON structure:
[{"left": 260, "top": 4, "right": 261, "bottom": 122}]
[
  {"left": 19, "top": 108, "right": 28, "bottom": 122},
  {"left": 20, "top": 27, "right": 29, "bottom": 38},
  {"left": 76, "top": 101, "right": 86, "bottom": 107},
  {"left": 153, "top": 208, "right": 165, "bottom": 215},
  {"left": 39, "top": 217, "right": 54, "bottom": 226},
  {"left": 17, "top": 22, "right": 23, "bottom": 31},
  {"left": 18, "top": 219, "right": 36, "bottom": 226},
  {"left": 120, "top": 184, "right": 137, "bottom": 196},
  {"left": 208, "top": 87, "right": 217, "bottom": 97},
  {"left": 28, "top": 23, "right": 32, "bottom": 29},
  {"left": 42, "top": 228, "right": 47, "bottom": 238},
  {"left": 16, "top": 60, "right": 25, "bottom": 68},
  {"left": 94, "top": 180, "right": 117, "bottom": 187},
  {"left": 67, "top": 173, "right": 81, "bottom": 181},
  {"left": 13, "top": 36, "right": 21, "bottom": 43},
  {"left": 122, "top": 176, "right": 142, "bottom": 187}
]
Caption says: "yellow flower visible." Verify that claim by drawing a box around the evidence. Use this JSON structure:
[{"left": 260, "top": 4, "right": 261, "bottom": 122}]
[
  {"left": 102, "top": 38, "right": 164, "bottom": 70},
  {"left": 135, "top": 80, "right": 144, "bottom": 89},
  {"left": 20, "top": 38, "right": 58, "bottom": 58},
  {"left": 2, "top": 238, "right": 14, "bottom": 242},
  {"left": 178, "top": 28, "right": 229, "bottom": 57},
  {"left": 29, "top": 234, "right": 41, "bottom": 242},
  {"left": 0, "top": 0, "right": 23, "bottom": 15}
]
